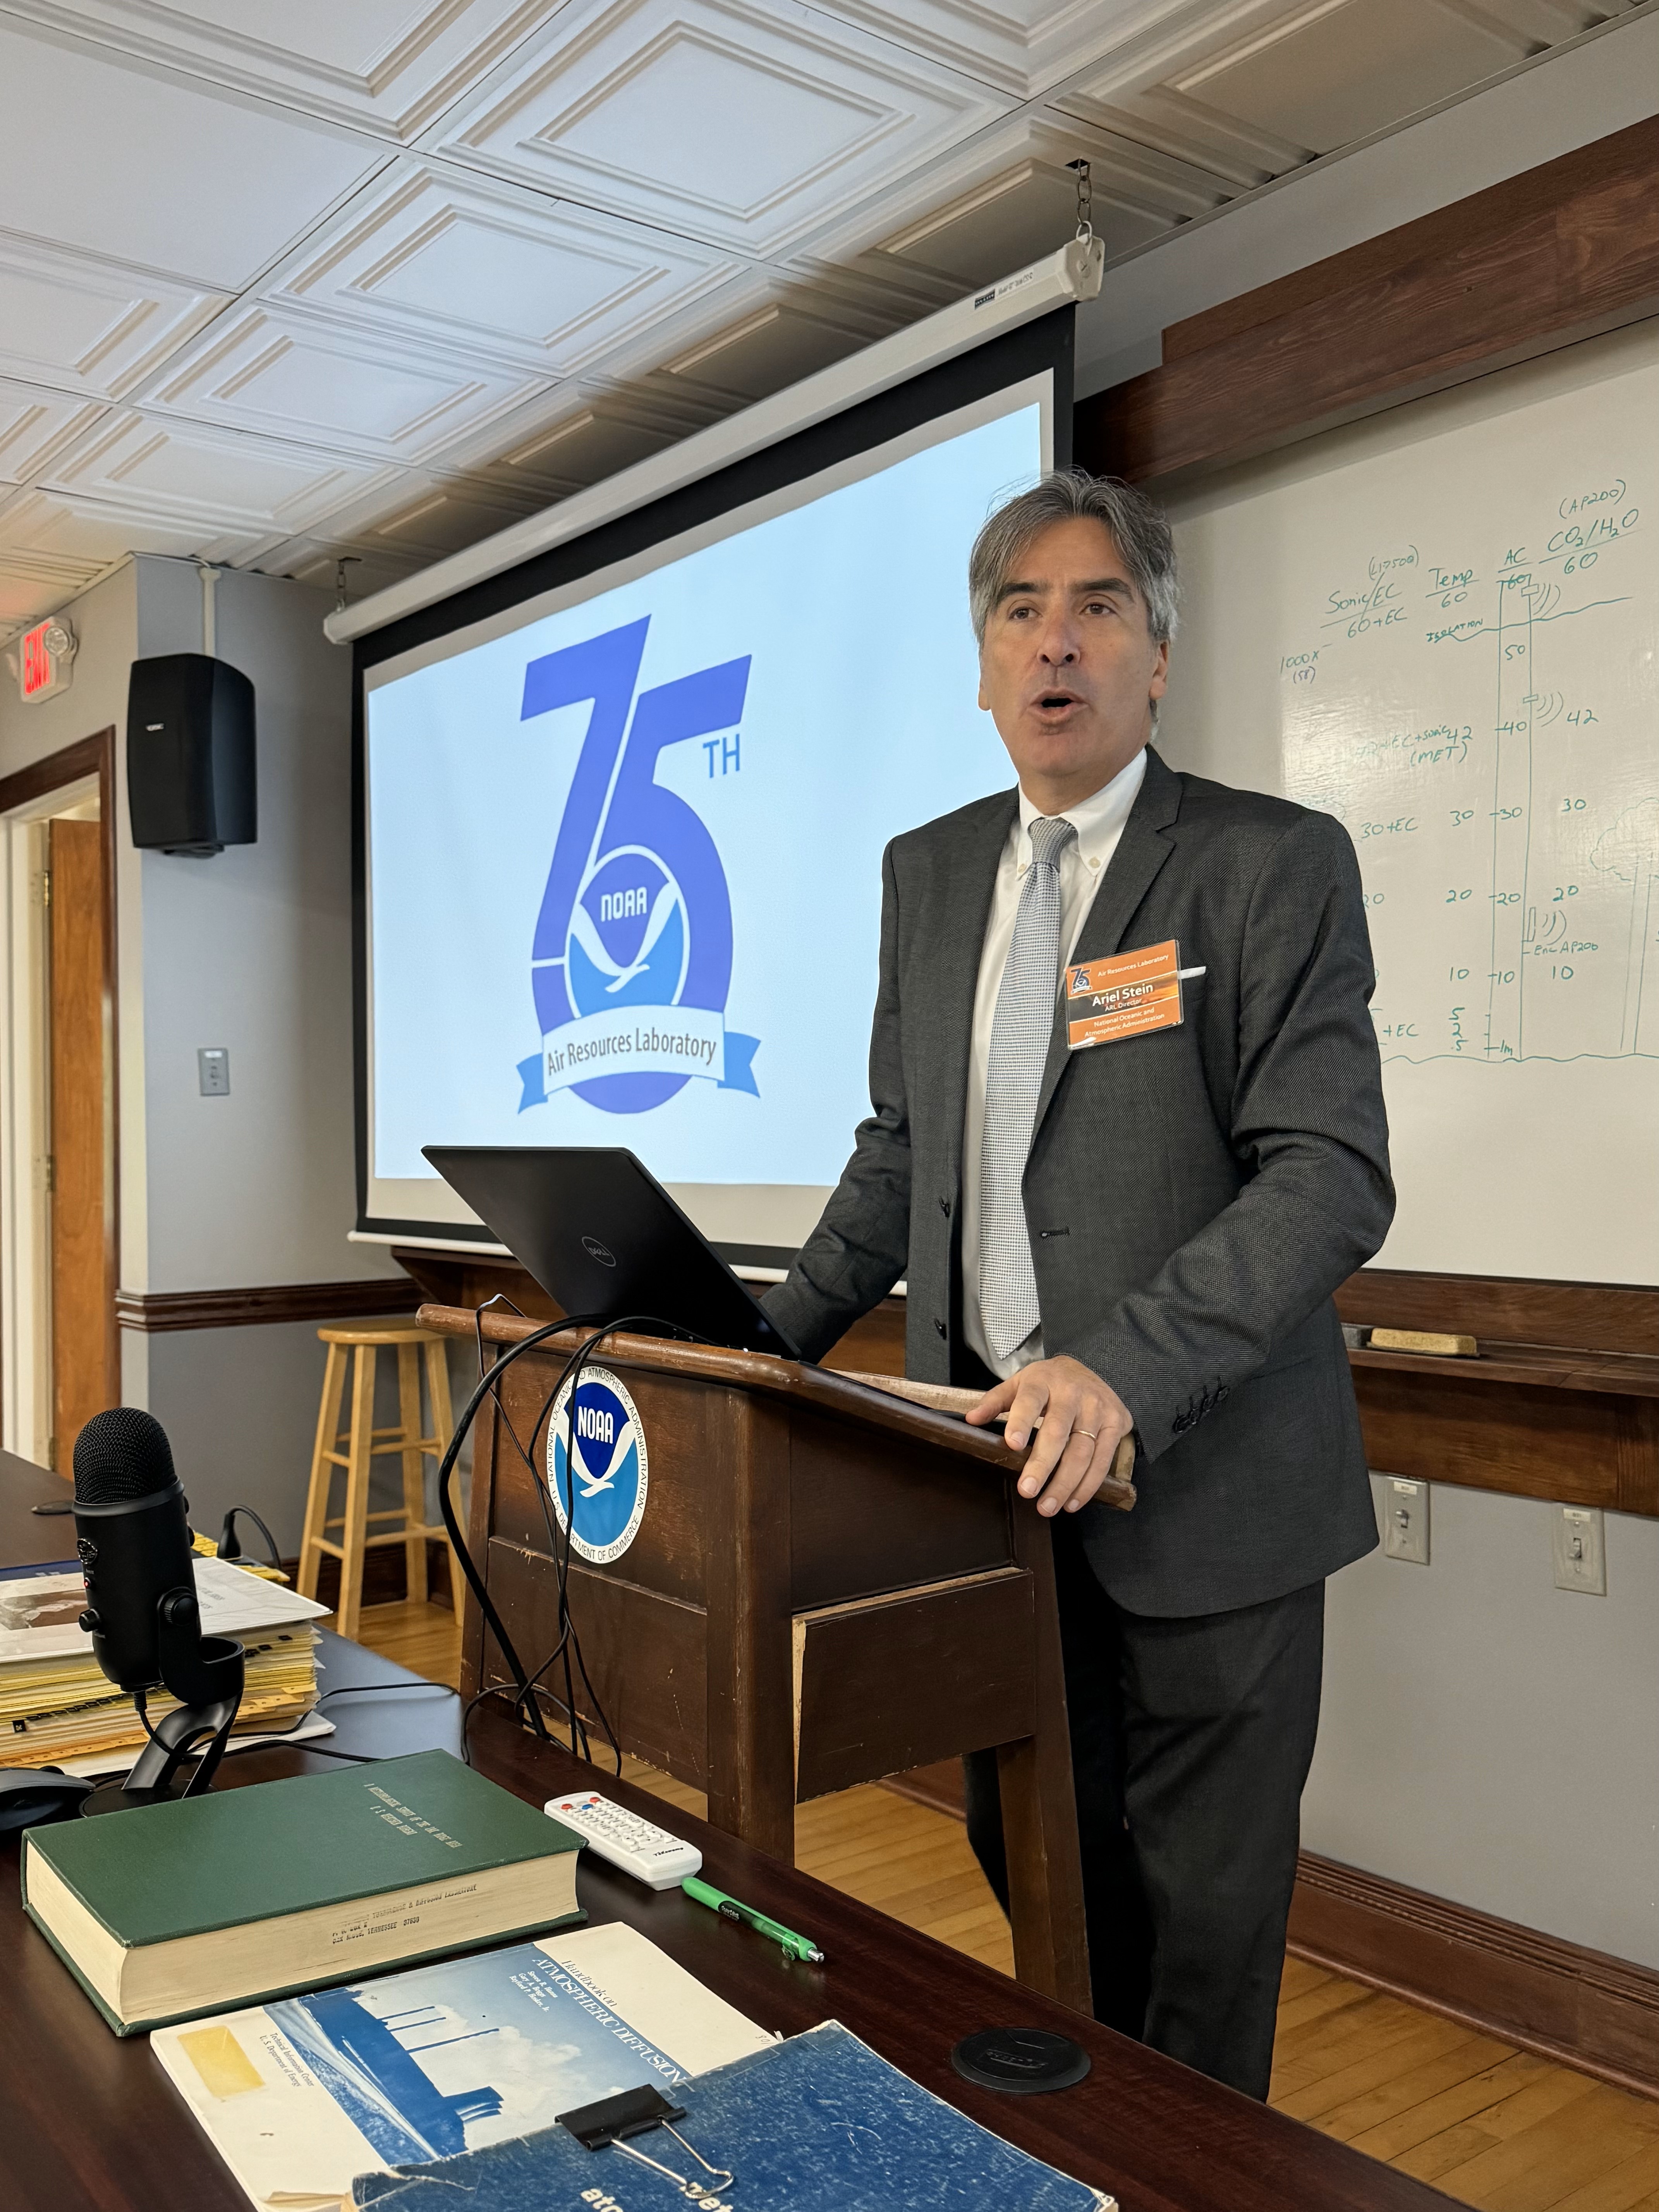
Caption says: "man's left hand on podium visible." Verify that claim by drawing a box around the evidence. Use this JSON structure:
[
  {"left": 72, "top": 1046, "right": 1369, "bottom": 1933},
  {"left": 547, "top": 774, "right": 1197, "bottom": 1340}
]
[{"left": 966, "top": 1356, "right": 1133, "bottom": 1517}]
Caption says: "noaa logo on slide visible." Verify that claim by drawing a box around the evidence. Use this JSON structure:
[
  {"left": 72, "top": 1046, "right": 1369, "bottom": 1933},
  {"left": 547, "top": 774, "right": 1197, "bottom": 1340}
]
[
  {"left": 515, "top": 615, "right": 760, "bottom": 1117},
  {"left": 547, "top": 1367, "right": 649, "bottom": 1564}
]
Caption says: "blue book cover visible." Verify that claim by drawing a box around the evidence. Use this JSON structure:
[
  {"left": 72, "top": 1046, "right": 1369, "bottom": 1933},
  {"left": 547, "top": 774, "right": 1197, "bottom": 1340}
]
[
  {"left": 151, "top": 1923, "right": 773, "bottom": 2206},
  {"left": 352, "top": 2019, "right": 1113, "bottom": 2210}
]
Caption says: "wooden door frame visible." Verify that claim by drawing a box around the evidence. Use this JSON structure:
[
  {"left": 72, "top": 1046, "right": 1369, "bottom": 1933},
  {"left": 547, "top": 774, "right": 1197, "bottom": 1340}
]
[{"left": 0, "top": 730, "right": 118, "bottom": 1465}]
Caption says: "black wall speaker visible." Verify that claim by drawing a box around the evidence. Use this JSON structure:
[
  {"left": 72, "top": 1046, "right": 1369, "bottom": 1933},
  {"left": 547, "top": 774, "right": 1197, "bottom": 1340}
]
[{"left": 127, "top": 654, "right": 256, "bottom": 857}]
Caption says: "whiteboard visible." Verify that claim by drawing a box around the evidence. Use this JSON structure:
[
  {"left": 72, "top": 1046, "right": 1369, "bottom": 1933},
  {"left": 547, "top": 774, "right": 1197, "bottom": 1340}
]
[{"left": 1159, "top": 323, "right": 1659, "bottom": 1283}]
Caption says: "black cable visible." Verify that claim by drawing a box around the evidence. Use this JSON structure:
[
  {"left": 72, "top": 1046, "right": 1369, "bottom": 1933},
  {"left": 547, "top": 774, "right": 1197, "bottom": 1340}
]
[
  {"left": 471, "top": 1331, "right": 591, "bottom": 1759},
  {"left": 534, "top": 1319, "right": 674, "bottom": 1772},
  {"left": 279, "top": 1742, "right": 381, "bottom": 1764},
  {"left": 216, "top": 1506, "right": 282, "bottom": 1571},
  {"left": 472, "top": 1324, "right": 606, "bottom": 1760},
  {"left": 431, "top": 1310, "right": 617, "bottom": 1740},
  {"left": 250, "top": 1683, "right": 461, "bottom": 1767},
  {"left": 316, "top": 1681, "right": 458, "bottom": 1708},
  {"left": 477, "top": 1310, "right": 699, "bottom": 1771},
  {"left": 438, "top": 1302, "right": 709, "bottom": 1774},
  {"left": 133, "top": 1686, "right": 157, "bottom": 1742}
]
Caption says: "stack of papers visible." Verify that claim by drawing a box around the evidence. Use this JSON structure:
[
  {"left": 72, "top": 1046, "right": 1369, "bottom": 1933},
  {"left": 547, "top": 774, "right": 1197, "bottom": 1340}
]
[{"left": 0, "top": 1555, "right": 328, "bottom": 1774}]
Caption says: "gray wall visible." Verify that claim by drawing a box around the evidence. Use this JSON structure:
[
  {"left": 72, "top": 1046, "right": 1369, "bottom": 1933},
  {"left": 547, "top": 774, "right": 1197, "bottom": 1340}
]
[
  {"left": 1309, "top": 1481, "right": 1659, "bottom": 1972},
  {"left": 126, "top": 560, "right": 405, "bottom": 1548},
  {"left": 0, "top": 556, "right": 410, "bottom": 1550},
  {"left": 132, "top": 561, "right": 392, "bottom": 1290}
]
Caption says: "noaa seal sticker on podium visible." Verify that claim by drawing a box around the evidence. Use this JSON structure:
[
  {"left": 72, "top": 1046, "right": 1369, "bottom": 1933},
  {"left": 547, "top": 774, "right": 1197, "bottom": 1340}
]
[{"left": 547, "top": 1367, "right": 649, "bottom": 1564}]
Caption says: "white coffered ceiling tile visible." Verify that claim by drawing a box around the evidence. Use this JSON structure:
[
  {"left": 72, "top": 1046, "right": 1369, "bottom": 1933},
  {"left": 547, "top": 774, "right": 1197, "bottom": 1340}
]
[
  {"left": 1061, "top": 81, "right": 1310, "bottom": 190},
  {"left": 649, "top": 283, "right": 896, "bottom": 402},
  {"left": 301, "top": 469, "right": 545, "bottom": 561},
  {"left": 807, "top": 0, "right": 1233, "bottom": 100},
  {"left": 139, "top": 306, "right": 551, "bottom": 466},
  {"left": 0, "top": 1, "right": 565, "bottom": 140},
  {"left": 271, "top": 164, "right": 738, "bottom": 378},
  {"left": 429, "top": 0, "right": 1012, "bottom": 257},
  {"left": 0, "top": 234, "right": 230, "bottom": 400},
  {"left": 1048, "top": 0, "right": 1320, "bottom": 135},
  {"left": 0, "top": 383, "right": 111, "bottom": 486},
  {"left": 0, "top": 482, "right": 256, "bottom": 568},
  {"left": 1175, "top": 0, "right": 1535, "bottom": 155},
  {"left": 445, "top": 381, "right": 718, "bottom": 495},
  {"left": 0, "top": 539, "right": 107, "bottom": 633},
  {"left": 795, "top": 109, "right": 1225, "bottom": 290},
  {"left": 251, "top": 535, "right": 429, "bottom": 596},
  {"left": 37, "top": 409, "right": 395, "bottom": 552},
  {"left": 595, "top": 244, "right": 925, "bottom": 405},
  {"left": 0, "top": 20, "right": 391, "bottom": 288}
]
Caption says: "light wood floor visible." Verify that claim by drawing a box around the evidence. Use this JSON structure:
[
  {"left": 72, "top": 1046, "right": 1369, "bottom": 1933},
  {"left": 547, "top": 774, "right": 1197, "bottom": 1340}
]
[{"left": 343, "top": 1599, "right": 1659, "bottom": 2212}]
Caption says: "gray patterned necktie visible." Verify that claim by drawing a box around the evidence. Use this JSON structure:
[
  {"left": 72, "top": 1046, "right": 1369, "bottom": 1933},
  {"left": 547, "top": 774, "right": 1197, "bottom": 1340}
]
[{"left": 979, "top": 814, "right": 1076, "bottom": 1360}]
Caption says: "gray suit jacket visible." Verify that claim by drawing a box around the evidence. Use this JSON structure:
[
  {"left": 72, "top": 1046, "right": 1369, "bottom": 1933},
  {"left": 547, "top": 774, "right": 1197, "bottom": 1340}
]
[{"left": 764, "top": 747, "right": 1393, "bottom": 1617}]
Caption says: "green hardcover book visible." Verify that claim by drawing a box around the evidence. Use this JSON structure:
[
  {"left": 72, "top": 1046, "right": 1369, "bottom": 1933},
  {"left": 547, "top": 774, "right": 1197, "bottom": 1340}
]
[{"left": 21, "top": 1750, "right": 584, "bottom": 2036}]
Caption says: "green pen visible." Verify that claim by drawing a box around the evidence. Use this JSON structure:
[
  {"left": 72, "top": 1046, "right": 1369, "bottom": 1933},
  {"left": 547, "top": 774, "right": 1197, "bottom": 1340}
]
[{"left": 682, "top": 1874, "right": 825, "bottom": 1964}]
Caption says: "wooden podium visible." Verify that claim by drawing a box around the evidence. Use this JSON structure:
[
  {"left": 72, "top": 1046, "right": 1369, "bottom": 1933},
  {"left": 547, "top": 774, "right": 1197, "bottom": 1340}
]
[{"left": 419, "top": 1304, "right": 1135, "bottom": 2010}]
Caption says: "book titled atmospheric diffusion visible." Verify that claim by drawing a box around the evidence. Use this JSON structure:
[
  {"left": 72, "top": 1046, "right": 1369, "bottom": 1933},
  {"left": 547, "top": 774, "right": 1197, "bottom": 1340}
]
[{"left": 151, "top": 1922, "right": 774, "bottom": 2210}]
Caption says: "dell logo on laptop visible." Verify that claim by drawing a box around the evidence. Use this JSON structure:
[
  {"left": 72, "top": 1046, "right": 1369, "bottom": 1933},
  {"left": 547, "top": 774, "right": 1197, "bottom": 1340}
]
[{"left": 582, "top": 1236, "right": 617, "bottom": 1267}]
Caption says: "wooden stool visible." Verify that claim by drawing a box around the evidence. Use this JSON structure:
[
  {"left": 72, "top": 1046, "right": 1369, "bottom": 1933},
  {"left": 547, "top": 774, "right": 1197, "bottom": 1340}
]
[{"left": 297, "top": 1323, "right": 457, "bottom": 1640}]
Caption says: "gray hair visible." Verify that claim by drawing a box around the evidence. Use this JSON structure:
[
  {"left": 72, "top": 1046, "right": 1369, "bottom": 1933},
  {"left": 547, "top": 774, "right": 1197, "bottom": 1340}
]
[{"left": 968, "top": 470, "right": 1179, "bottom": 648}]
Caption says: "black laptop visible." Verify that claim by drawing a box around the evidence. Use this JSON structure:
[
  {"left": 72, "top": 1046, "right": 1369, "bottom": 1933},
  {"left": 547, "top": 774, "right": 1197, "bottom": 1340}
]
[{"left": 421, "top": 1146, "right": 802, "bottom": 1360}]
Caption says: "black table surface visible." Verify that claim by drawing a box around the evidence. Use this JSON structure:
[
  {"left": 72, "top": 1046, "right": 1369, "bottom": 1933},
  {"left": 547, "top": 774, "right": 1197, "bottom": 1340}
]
[{"left": 0, "top": 1449, "right": 1456, "bottom": 2212}]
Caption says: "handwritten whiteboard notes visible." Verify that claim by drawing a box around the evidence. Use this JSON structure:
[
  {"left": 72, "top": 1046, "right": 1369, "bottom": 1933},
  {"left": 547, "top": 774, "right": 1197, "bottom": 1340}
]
[{"left": 1164, "top": 333, "right": 1659, "bottom": 1281}]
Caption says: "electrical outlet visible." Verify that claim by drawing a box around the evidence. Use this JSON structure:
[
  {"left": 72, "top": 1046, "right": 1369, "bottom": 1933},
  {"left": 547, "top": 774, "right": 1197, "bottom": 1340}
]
[
  {"left": 198, "top": 1046, "right": 230, "bottom": 1097},
  {"left": 1553, "top": 1505, "right": 1606, "bottom": 1594},
  {"left": 1383, "top": 1477, "right": 1429, "bottom": 1564}
]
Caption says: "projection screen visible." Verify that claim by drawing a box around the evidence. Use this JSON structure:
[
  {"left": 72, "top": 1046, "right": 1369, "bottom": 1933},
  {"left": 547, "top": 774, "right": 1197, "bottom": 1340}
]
[{"left": 354, "top": 309, "right": 1073, "bottom": 1264}]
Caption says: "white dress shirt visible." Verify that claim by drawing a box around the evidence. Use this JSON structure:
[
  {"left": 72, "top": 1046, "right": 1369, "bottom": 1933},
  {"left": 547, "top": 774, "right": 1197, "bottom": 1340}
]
[{"left": 961, "top": 747, "right": 1148, "bottom": 1381}]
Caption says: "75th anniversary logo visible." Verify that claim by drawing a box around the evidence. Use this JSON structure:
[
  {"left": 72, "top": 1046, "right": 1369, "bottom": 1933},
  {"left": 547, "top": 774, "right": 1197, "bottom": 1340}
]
[{"left": 515, "top": 615, "right": 759, "bottom": 1117}]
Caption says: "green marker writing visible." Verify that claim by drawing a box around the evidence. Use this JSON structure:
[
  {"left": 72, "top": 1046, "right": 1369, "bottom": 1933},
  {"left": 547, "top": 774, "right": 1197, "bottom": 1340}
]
[{"left": 682, "top": 1874, "right": 825, "bottom": 1964}]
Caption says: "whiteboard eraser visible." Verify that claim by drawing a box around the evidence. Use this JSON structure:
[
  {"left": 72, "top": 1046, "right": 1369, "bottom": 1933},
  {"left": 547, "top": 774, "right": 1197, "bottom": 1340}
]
[{"left": 1368, "top": 1328, "right": 1477, "bottom": 1358}]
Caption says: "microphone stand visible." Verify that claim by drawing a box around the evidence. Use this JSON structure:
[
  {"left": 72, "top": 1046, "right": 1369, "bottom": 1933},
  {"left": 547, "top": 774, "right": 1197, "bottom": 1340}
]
[{"left": 82, "top": 1592, "right": 245, "bottom": 1817}]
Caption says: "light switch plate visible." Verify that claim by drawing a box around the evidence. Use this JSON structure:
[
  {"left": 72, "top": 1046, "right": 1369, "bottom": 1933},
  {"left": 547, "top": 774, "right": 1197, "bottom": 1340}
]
[
  {"left": 198, "top": 1046, "right": 230, "bottom": 1097},
  {"left": 1553, "top": 1504, "right": 1605, "bottom": 1594},
  {"left": 1383, "top": 1477, "right": 1429, "bottom": 1564}
]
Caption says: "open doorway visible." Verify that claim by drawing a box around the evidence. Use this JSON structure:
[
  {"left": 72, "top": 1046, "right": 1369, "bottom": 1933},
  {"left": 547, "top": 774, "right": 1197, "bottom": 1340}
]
[{"left": 0, "top": 731, "right": 118, "bottom": 1474}]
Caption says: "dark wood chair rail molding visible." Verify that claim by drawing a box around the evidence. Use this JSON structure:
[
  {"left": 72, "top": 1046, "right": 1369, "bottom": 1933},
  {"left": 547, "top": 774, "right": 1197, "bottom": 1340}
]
[
  {"left": 1075, "top": 116, "right": 1659, "bottom": 487},
  {"left": 392, "top": 1249, "right": 1657, "bottom": 1512},
  {"left": 392, "top": 1243, "right": 911, "bottom": 1377},
  {"left": 414, "top": 1302, "right": 1055, "bottom": 1488},
  {"left": 114, "top": 1278, "right": 421, "bottom": 1332},
  {"left": 1337, "top": 1269, "right": 1658, "bottom": 1361},
  {"left": 890, "top": 1761, "right": 1659, "bottom": 2103},
  {"left": 1334, "top": 1267, "right": 1659, "bottom": 1519}
]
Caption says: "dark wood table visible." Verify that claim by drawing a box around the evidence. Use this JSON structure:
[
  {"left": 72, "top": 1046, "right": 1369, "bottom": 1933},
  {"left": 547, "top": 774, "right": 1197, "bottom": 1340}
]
[{"left": 0, "top": 1451, "right": 1455, "bottom": 2212}]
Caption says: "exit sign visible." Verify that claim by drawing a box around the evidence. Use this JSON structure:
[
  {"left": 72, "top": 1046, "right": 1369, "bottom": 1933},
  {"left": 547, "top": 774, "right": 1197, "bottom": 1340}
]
[{"left": 18, "top": 617, "right": 76, "bottom": 703}]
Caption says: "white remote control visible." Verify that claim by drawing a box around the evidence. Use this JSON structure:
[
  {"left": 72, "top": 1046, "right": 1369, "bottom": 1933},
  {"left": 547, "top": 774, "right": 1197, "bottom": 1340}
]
[{"left": 545, "top": 1790, "right": 703, "bottom": 1890}]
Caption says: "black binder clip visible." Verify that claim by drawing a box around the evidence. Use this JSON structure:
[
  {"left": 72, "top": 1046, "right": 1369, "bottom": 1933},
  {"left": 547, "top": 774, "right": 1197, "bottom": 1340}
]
[{"left": 558, "top": 2082, "right": 736, "bottom": 2203}]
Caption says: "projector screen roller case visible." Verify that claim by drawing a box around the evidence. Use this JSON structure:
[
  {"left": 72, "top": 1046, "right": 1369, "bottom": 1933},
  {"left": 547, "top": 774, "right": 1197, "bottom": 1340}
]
[{"left": 362, "top": 378, "right": 1049, "bottom": 1256}]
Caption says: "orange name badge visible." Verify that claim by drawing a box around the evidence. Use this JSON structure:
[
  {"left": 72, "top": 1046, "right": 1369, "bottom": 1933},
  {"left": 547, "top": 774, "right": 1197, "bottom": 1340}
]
[{"left": 1066, "top": 939, "right": 1187, "bottom": 1049}]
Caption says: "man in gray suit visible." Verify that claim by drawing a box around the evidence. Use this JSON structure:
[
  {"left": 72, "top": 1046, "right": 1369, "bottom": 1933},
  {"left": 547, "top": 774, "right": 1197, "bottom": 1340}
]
[{"left": 764, "top": 471, "right": 1393, "bottom": 2100}]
